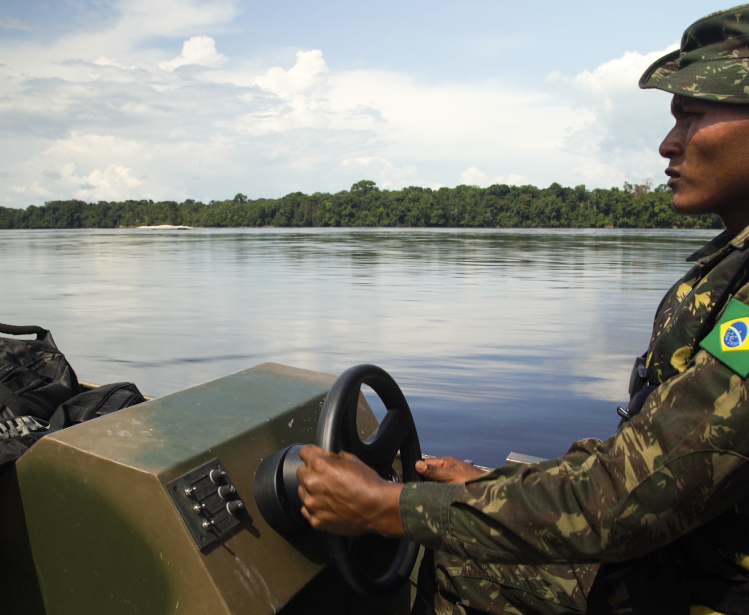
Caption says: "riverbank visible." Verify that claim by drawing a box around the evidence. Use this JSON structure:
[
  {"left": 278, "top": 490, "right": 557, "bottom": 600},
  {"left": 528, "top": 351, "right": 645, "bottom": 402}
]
[{"left": 0, "top": 180, "right": 722, "bottom": 230}]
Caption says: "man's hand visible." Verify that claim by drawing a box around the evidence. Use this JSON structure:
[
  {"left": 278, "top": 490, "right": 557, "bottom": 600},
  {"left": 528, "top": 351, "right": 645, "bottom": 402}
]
[
  {"left": 415, "top": 456, "right": 487, "bottom": 483},
  {"left": 297, "top": 445, "right": 405, "bottom": 537}
]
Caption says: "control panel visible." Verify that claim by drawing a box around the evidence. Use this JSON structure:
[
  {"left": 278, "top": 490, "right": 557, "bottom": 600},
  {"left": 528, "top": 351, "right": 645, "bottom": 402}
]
[{"left": 166, "top": 458, "right": 248, "bottom": 551}]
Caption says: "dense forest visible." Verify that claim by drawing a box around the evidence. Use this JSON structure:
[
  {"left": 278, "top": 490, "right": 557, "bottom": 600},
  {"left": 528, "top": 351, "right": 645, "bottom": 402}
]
[{"left": 0, "top": 180, "right": 722, "bottom": 230}]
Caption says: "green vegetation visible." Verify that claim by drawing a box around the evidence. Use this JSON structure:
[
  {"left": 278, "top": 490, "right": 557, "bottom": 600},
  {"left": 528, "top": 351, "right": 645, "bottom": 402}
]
[{"left": 0, "top": 180, "right": 722, "bottom": 229}]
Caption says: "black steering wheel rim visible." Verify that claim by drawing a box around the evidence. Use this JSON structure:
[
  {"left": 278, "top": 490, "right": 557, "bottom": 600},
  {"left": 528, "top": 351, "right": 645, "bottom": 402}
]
[{"left": 317, "top": 364, "right": 422, "bottom": 596}]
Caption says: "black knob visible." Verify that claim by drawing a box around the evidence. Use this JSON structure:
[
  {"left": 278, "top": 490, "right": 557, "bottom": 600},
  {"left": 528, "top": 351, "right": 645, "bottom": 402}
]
[
  {"left": 226, "top": 500, "right": 245, "bottom": 516},
  {"left": 209, "top": 469, "right": 227, "bottom": 484},
  {"left": 218, "top": 484, "right": 237, "bottom": 500}
]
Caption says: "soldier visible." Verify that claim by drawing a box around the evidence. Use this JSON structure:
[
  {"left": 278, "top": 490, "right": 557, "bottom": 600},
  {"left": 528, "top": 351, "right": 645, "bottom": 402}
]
[{"left": 298, "top": 5, "right": 749, "bottom": 613}]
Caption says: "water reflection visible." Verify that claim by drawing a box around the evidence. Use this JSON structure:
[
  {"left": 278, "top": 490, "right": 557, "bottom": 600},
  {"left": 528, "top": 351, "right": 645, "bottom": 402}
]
[{"left": 0, "top": 228, "right": 719, "bottom": 466}]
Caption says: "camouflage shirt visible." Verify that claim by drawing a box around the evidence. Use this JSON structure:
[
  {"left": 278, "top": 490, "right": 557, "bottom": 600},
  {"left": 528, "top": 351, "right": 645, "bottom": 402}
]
[{"left": 401, "top": 225, "right": 749, "bottom": 608}]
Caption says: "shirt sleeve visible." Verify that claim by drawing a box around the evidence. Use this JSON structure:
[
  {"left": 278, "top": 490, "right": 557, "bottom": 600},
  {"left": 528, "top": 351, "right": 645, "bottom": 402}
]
[{"left": 399, "top": 348, "right": 749, "bottom": 565}]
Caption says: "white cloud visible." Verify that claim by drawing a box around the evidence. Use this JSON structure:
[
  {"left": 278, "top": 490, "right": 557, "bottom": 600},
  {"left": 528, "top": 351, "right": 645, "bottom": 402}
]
[
  {"left": 460, "top": 167, "right": 527, "bottom": 187},
  {"left": 159, "top": 36, "right": 227, "bottom": 71},
  {"left": 253, "top": 50, "right": 330, "bottom": 97},
  {"left": 549, "top": 44, "right": 679, "bottom": 188},
  {"left": 460, "top": 166, "right": 488, "bottom": 186},
  {"left": 8, "top": 182, "right": 52, "bottom": 197},
  {"left": 25, "top": 132, "right": 232, "bottom": 202},
  {"left": 506, "top": 173, "right": 528, "bottom": 186},
  {"left": 341, "top": 156, "right": 417, "bottom": 188},
  {"left": 61, "top": 163, "right": 142, "bottom": 201},
  {"left": 104, "top": 0, "right": 237, "bottom": 49}
]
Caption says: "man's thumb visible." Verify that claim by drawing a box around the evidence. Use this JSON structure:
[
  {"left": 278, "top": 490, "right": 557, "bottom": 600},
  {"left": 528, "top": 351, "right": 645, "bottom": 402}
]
[{"left": 415, "top": 460, "right": 443, "bottom": 481}]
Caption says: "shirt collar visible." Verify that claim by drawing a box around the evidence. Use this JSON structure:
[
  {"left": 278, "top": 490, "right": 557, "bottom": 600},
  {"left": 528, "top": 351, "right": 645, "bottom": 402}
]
[{"left": 685, "top": 226, "right": 749, "bottom": 262}]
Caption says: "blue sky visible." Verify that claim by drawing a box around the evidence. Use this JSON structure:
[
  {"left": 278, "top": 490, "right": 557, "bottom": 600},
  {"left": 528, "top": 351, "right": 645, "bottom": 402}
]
[{"left": 0, "top": 0, "right": 731, "bottom": 207}]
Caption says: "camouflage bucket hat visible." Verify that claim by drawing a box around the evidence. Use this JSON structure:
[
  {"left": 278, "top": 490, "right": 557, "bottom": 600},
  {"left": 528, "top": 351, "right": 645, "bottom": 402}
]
[{"left": 639, "top": 4, "right": 749, "bottom": 102}]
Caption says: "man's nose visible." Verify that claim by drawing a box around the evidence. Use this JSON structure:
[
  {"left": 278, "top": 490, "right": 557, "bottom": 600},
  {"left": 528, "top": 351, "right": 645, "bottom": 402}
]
[{"left": 659, "top": 124, "right": 684, "bottom": 159}]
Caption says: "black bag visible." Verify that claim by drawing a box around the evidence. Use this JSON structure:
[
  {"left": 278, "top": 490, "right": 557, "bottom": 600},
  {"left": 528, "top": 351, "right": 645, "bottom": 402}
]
[
  {"left": 0, "top": 324, "right": 146, "bottom": 473},
  {"left": 56, "top": 382, "right": 145, "bottom": 425},
  {"left": 0, "top": 383, "right": 146, "bottom": 473},
  {"left": 0, "top": 324, "right": 81, "bottom": 421}
]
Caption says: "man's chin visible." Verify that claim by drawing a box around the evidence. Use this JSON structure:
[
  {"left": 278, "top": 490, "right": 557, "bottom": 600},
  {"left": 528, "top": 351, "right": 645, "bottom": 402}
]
[
  {"left": 670, "top": 196, "right": 688, "bottom": 216},
  {"left": 670, "top": 193, "right": 699, "bottom": 217}
]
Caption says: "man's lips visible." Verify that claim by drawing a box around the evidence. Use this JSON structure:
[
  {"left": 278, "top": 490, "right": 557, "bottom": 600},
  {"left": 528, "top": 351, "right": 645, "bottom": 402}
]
[{"left": 665, "top": 167, "right": 680, "bottom": 188}]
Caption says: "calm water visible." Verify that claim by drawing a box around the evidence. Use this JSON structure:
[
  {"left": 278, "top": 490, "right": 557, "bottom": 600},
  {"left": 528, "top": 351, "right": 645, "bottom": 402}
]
[{"left": 0, "top": 228, "right": 719, "bottom": 467}]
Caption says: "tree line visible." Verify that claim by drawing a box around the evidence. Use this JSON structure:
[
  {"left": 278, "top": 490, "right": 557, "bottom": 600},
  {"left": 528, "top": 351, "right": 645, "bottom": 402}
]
[{"left": 0, "top": 180, "right": 722, "bottom": 230}]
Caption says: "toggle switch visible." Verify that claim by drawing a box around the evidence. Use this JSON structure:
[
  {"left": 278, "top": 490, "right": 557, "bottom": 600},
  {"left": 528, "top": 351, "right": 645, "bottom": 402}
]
[
  {"left": 226, "top": 500, "right": 245, "bottom": 516},
  {"left": 218, "top": 484, "right": 237, "bottom": 500},
  {"left": 209, "top": 469, "right": 227, "bottom": 484}
]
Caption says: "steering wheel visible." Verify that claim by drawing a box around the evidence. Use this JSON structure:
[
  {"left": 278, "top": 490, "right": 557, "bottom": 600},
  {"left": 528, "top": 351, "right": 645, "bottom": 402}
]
[
  {"left": 317, "top": 364, "right": 422, "bottom": 596},
  {"left": 253, "top": 364, "right": 422, "bottom": 596}
]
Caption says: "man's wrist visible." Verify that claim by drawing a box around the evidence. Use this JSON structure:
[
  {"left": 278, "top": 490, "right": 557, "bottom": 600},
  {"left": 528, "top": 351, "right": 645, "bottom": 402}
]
[{"left": 370, "top": 482, "right": 405, "bottom": 537}]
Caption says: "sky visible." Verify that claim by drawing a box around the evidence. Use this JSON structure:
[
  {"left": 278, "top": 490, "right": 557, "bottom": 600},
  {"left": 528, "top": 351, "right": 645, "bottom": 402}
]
[{"left": 0, "top": 0, "right": 732, "bottom": 208}]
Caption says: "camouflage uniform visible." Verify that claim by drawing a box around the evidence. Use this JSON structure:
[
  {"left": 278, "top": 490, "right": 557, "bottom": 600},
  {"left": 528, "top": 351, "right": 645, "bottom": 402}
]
[
  {"left": 639, "top": 4, "right": 749, "bottom": 104},
  {"left": 399, "top": 7, "right": 749, "bottom": 613},
  {"left": 401, "top": 226, "right": 749, "bottom": 614}
]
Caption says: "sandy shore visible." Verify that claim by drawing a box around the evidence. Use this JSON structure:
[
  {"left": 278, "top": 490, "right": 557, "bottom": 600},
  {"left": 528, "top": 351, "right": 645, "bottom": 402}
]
[{"left": 136, "top": 224, "right": 193, "bottom": 230}]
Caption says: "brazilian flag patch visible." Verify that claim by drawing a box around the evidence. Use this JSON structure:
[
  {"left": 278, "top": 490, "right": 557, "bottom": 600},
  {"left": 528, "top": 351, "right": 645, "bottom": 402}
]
[{"left": 700, "top": 298, "right": 749, "bottom": 377}]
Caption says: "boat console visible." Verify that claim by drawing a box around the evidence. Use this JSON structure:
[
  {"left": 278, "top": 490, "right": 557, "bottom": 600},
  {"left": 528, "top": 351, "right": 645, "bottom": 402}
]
[{"left": 4, "top": 363, "right": 417, "bottom": 615}]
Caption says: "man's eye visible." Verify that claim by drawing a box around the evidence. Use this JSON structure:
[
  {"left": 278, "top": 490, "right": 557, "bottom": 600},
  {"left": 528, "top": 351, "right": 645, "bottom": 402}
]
[
  {"left": 675, "top": 109, "right": 699, "bottom": 123},
  {"left": 681, "top": 106, "right": 704, "bottom": 117}
]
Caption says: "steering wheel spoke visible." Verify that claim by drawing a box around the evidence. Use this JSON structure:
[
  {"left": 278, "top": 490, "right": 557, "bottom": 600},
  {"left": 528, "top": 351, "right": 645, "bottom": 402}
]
[
  {"left": 361, "top": 409, "right": 405, "bottom": 476},
  {"left": 339, "top": 398, "right": 367, "bottom": 458}
]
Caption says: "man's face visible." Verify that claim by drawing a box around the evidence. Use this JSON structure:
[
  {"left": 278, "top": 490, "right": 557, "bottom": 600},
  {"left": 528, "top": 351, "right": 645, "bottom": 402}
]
[{"left": 660, "top": 95, "right": 749, "bottom": 234}]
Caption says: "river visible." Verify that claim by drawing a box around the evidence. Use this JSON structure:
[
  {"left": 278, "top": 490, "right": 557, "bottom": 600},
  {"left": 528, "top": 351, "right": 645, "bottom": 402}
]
[{"left": 0, "top": 227, "right": 719, "bottom": 467}]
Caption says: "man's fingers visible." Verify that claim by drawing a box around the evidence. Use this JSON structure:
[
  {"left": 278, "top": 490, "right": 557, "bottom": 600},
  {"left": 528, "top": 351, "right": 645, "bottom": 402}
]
[
  {"left": 425, "top": 457, "right": 449, "bottom": 468},
  {"left": 298, "top": 444, "right": 318, "bottom": 463},
  {"left": 416, "top": 457, "right": 452, "bottom": 474},
  {"left": 297, "top": 463, "right": 312, "bottom": 489},
  {"left": 415, "top": 456, "right": 486, "bottom": 484},
  {"left": 301, "top": 505, "right": 322, "bottom": 530},
  {"left": 415, "top": 460, "right": 446, "bottom": 481},
  {"left": 297, "top": 481, "right": 309, "bottom": 503},
  {"left": 339, "top": 450, "right": 359, "bottom": 462},
  {"left": 299, "top": 444, "right": 330, "bottom": 463}
]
